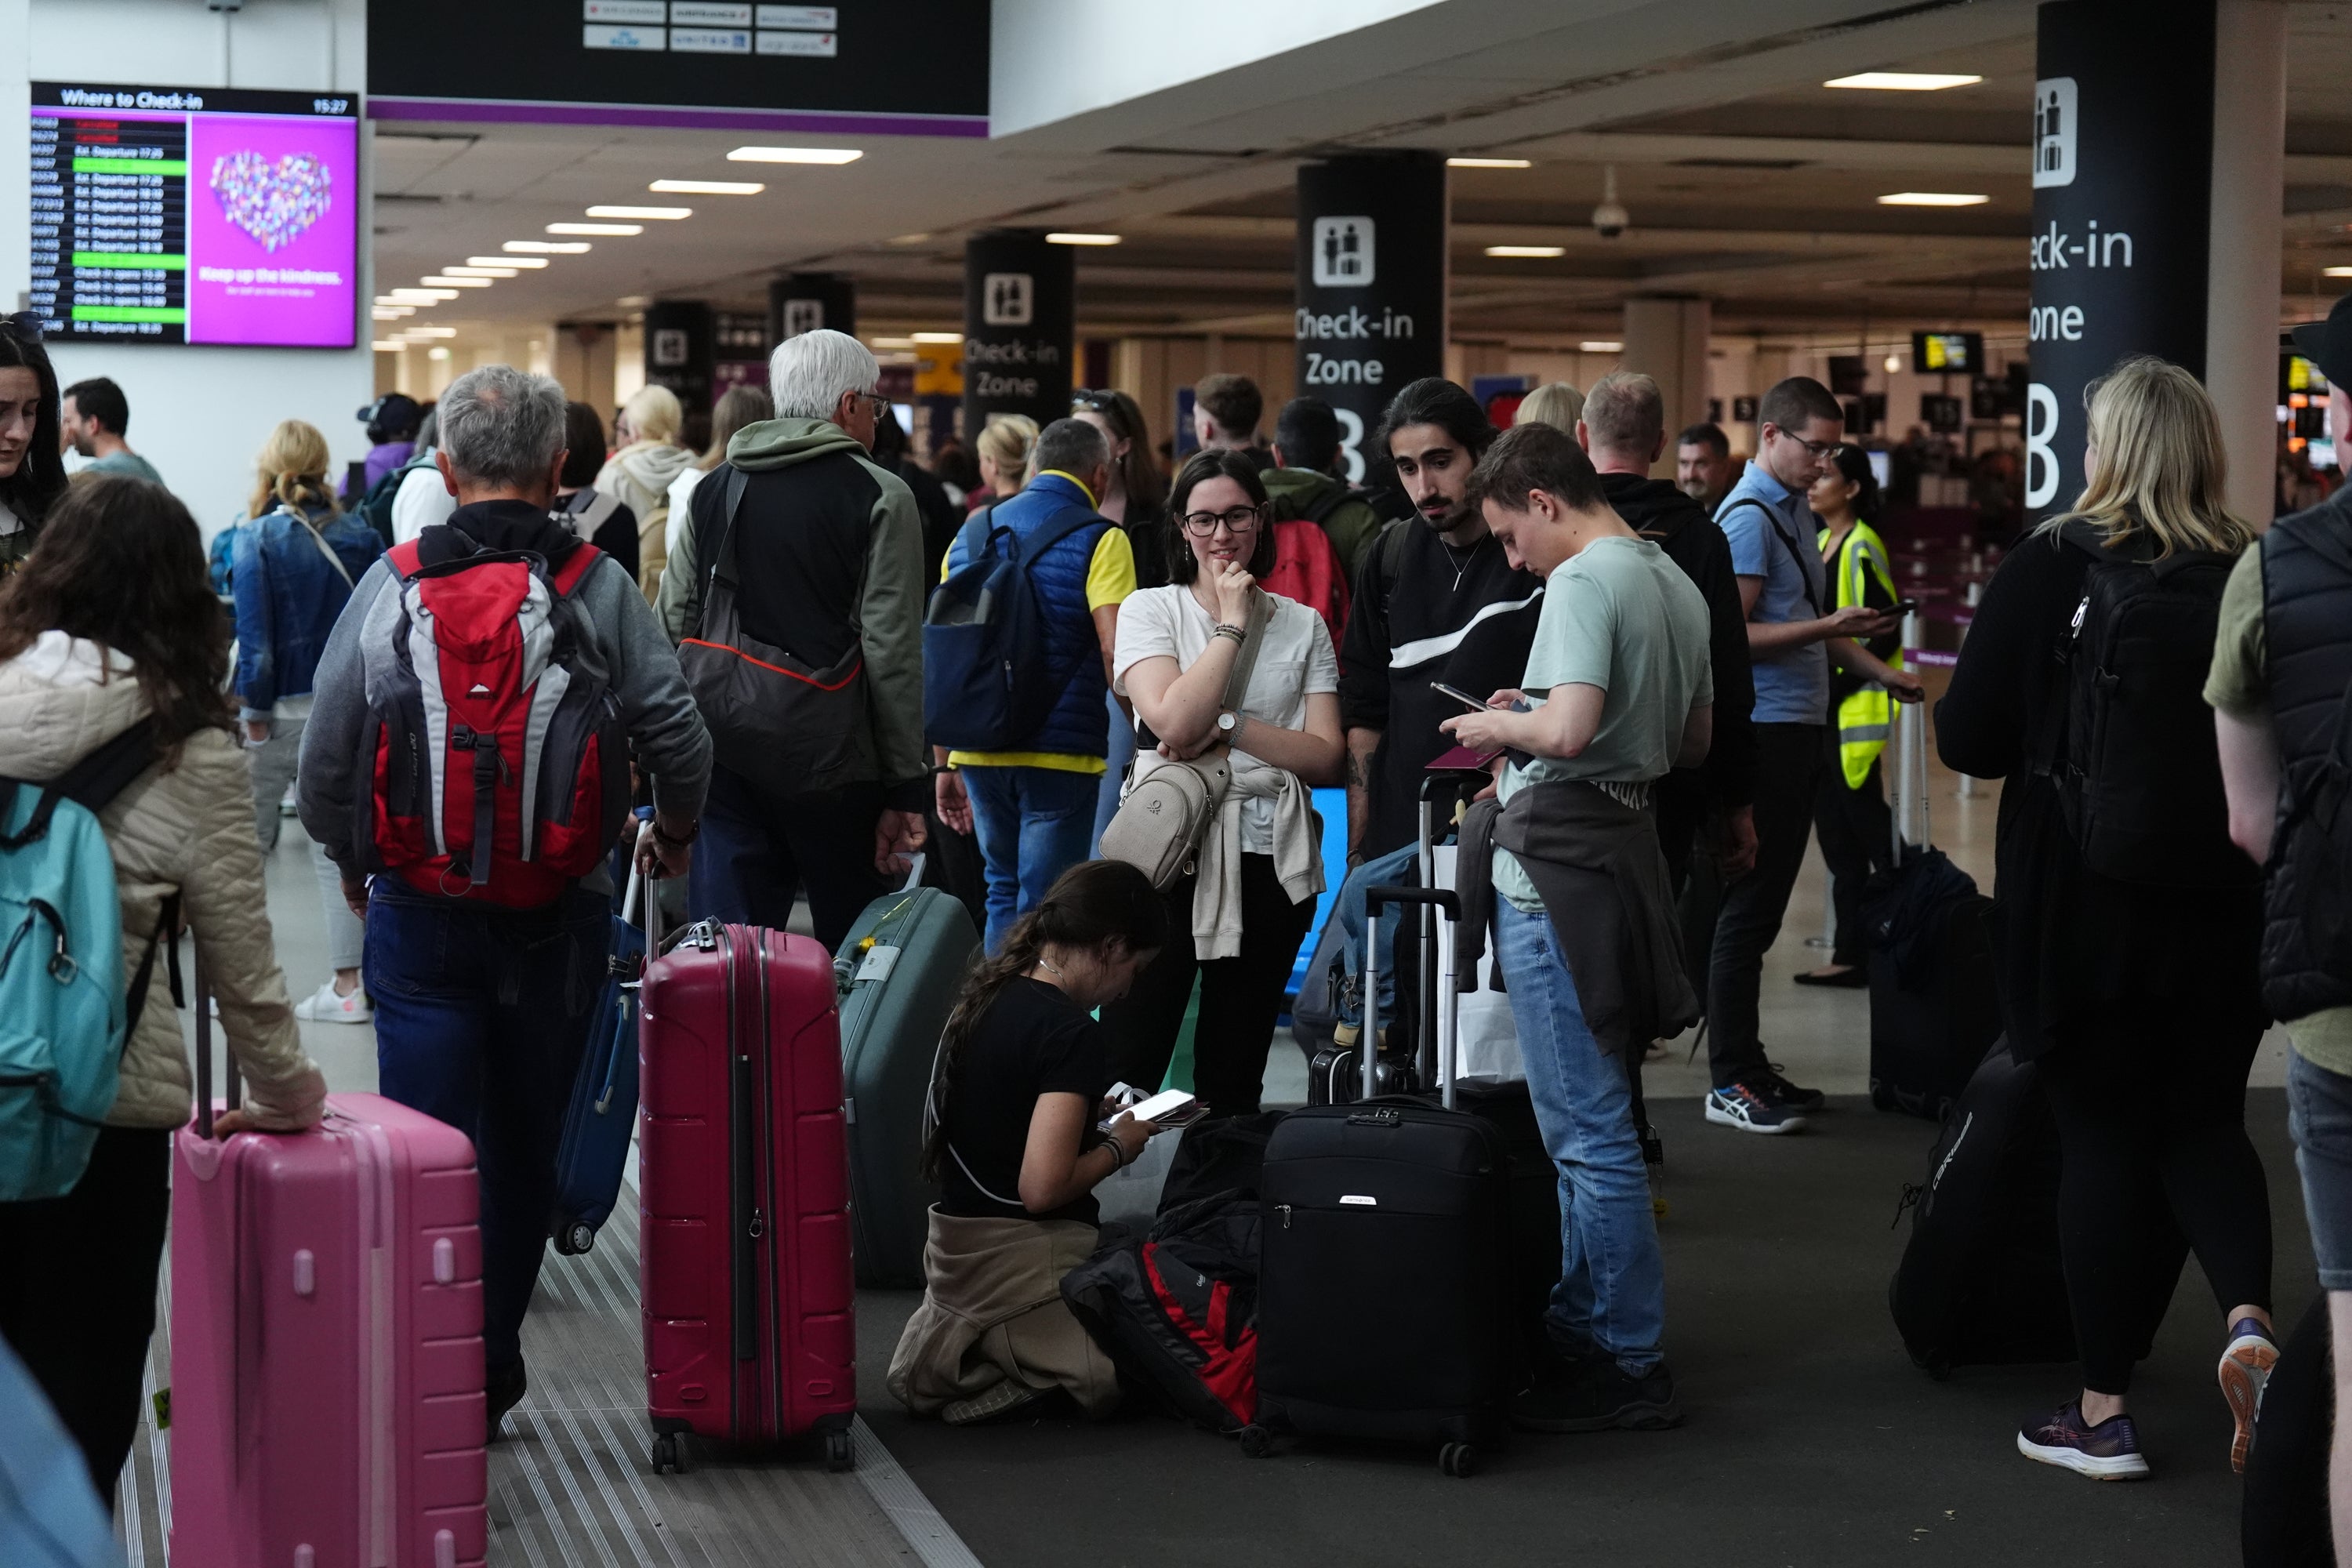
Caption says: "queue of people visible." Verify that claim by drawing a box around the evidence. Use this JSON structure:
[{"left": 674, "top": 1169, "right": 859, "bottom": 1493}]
[{"left": 10, "top": 287, "right": 2352, "bottom": 1555}]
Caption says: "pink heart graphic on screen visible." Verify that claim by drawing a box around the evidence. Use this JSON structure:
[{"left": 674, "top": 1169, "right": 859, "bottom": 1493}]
[{"left": 209, "top": 150, "right": 332, "bottom": 253}]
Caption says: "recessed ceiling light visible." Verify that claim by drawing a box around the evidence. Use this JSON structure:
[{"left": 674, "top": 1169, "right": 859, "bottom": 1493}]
[
  {"left": 428, "top": 347, "right": 452, "bottom": 362},
  {"left": 391, "top": 288, "right": 460, "bottom": 301},
  {"left": 2328, "top": 265, "right": 2352, "bottom": 278},
  {"left": 372, "top": 307, "right": 414, "bottom": 320},
  {"left": 1825, "top": 71, "right": 1984, "bottom": 91},
  {"left": 586, "top": 205, "right": 691, "bottom": 220},
  {"left": 1876, "top": 191, "right": 1991, "bottom": 206},
  {"left": 616, "top": 295, "right": 652, "bottom": 309},
  {"left": 422, "top": 275, "right": 492, "bottom": 288},
  {"left": 549, "top": 222, "right": 642, "bottom": 235},
  {"left": 727, "top": 145, "right": 862, "bottom": 164},
  {"left": 888, "top": 232, "right": 931, "bottom": 245},
  {"left": 868, "top": 336, "right": 916, "bottom": 349},
  {"left": 1449, "top": 157, "right": 1532, "bottom": 169},
  {"left": 404, "top": 326, "right": 458, "bottom": 339},
  {"left": 1045, "top": 232, "right": 1120, "bottom": 245},
  {"left": 371, "top": 340, "right": 406, "bottom": 353},
  {"left": 650, "top": 179, "right": 764, "bottom": 194},
  {"left": 1486, "top": 245, "right": 1566, "bottom": 258},
  {"left": 505, "top": 240, "right": 592, "bottom": 254},
  {"left": 910, "top": 331, "right": 964, "bottom": 344},
  {"left": 442, "top": 265, "right": 517, "bottom": 278},
  {"left": 1579, "top": 340, "right": 1624, "bottom": 353},
  {"left": 472, "top": 255, "right": 548, "bottom": 269}
]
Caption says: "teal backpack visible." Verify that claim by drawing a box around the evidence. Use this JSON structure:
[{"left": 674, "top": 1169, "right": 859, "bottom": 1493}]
[{"left": 0, "top": 720, "right": 175, "bottom": 1203}]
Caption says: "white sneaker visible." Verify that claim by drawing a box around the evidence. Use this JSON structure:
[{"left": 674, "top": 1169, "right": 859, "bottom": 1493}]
[{"left": 293, "top": 979, "right": 372, "bottom": 1025}]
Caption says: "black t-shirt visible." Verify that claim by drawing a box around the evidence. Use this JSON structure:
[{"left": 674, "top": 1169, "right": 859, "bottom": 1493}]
[
  {"left": 1338, "top": 519, "right": 1543, "bottom": 858},
  {"left": 939, "top": 977, "right": 1111, "bottom": 1225}
]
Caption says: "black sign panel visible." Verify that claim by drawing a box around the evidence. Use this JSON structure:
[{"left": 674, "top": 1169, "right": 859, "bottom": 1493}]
[
  {"left": 770, "top": 271, "right": 854, "bottom": 343},
  {"left": 2026, "top": 0, "right": 2216, "bottom": 522},
  {"left": 644, "top": 299, "right": 714, "bottom": 410},
  {"left": 963, "top": 231, "right": 1073, "bottom": 433},
  {"left": 368, "top": 2, "right": 986, "bottom": 128},
  {"left": 1294, "top": 154, "right": 1447, "bottom": 484}
]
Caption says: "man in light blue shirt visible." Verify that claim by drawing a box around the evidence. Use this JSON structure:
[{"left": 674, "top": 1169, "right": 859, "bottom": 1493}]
[{"left": 1704, "top": 377, "right": 1918, "bottom": 1134}]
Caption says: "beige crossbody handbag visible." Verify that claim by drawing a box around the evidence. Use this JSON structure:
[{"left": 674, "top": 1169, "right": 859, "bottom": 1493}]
[{"left": 1098, "top": 589, "right": 1271, "bottom": 889}]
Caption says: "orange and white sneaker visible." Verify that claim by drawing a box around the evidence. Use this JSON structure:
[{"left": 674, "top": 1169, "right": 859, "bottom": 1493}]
[
  {"left": 2219, "top": 1317, "right": 2281, "bottom": 1474},
  {"left": 293, "top": 978, "right": 373, "bottom": 1025}
]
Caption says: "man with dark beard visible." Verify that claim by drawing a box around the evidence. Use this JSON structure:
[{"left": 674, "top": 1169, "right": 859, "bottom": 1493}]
[{"left": 1338, "top": 378, "right": 1542, "bottom": 862}]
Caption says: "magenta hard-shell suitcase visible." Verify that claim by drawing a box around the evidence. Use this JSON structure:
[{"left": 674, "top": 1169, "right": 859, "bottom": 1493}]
[
  {"left": 169, "top": 964, "right": 488, "bottom": 1568},
  {"left": 639, "top": 920, "right": 858, "bottom": 1472}
]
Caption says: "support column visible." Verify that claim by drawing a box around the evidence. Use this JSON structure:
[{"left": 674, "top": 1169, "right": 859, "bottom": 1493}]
[
  {"left": 768, "top": 272, "right": 855, "bottom": 345},
  {"left": 1622, "top": 296, "right": 1711, "bottom": 475},
  {"left": 961, "top": 230, "right": 1073, "bottom": 434},
  {"left": 641, "top": 299, "right": 713, "bottom": 412},
  {"left": 1294, "top": 153, "right": 1446, "bottom": 483},
  {"left": 2026, "top": 0, "right": 2283, "bottom": 524}
]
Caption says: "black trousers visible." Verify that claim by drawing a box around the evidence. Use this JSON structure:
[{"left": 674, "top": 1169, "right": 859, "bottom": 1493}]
[
  {"left": 1705, "top": 723, "right": 1822, "bottom": 1087},
  {"left": 0, "top": 1125, "right": 172, "bottom": 1502},
  {"left": 688, "top": 764, "right": 891, "bottom": 953},
  {"left": 1101, "top": 854, "right": 1319, "bottom": 1117},
  {"left": 1812, "top": 736, "right": 1894, "bottom": 968},
  {"left": 2038, "top": 1004, "right": 2272, "bottom": 1394}
]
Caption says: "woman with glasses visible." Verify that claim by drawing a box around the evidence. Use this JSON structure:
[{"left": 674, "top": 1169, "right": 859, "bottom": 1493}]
[
  {"left": 1099, "top": 450, "right": 1345, "bottom": 1116},
  {"left": 1071, "top": 389, "right": 1172, "bottom": 848}
]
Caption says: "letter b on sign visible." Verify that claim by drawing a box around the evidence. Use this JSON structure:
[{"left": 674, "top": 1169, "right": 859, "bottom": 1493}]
[{"left": 2024, "top": 382, "right": 2061, "bottom": 510}]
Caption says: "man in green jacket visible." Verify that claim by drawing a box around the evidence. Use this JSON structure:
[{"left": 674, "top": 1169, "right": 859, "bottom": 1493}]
[
  {"left": 659, "top": 328, "right": 929, "bottom": 950},
  {"left": 1261, "top": 395, "right": 1384, "bottom": 582}
]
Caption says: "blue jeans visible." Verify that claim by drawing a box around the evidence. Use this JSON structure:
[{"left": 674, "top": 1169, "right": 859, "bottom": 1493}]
[
  {"left": 960, "top": 764, "right": 1102, "bottom": 953},
  {"left": 367, "top": 881, "right": 606, "bottom": 1373},
  {"left": 1492, "top": 897, "right": 1666, "bottom": 1375},
  {"left": 1092, "top": 691, "right": 1135, "bottom": 854},
  {"left": 2290, "top": 1047, "right": 2352, "bottom": 1292}
]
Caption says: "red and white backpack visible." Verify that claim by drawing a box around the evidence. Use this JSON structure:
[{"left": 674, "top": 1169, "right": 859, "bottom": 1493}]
[{"left": 355, "top": 539, "right": 628, "bottom": 907}]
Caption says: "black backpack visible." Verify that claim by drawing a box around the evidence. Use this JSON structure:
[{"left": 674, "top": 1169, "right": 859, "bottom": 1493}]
[{"left": 2035, "top": 522, "right": 2250, "bottom": 889}]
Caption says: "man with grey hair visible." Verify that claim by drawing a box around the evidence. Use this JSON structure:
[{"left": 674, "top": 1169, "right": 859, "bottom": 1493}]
[
  {"left": 299, "top": 363, "right": 712, "bottom": 1438},
  {"left": 659, "top": 328, "right": 931, "bottom": 949},
  {"left": 932, "top": 415, "right": 1133, "bottom": 949}
]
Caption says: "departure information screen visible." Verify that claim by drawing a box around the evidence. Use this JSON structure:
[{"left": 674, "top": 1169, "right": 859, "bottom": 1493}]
[{"left": 30, "top": 82, "right": 359, "bottom": 348}]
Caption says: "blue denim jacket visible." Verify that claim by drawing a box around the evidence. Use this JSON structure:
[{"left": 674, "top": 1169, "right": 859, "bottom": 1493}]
[{"left": 233, "top": 503, "right": 384, "bottom": 717}]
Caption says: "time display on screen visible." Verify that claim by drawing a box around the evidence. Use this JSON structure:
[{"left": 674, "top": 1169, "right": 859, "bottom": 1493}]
[{"left": 29, "top": 83, "right": 360, "bottom": 349}]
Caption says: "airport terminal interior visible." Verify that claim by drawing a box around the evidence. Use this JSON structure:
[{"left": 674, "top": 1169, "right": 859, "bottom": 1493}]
[{"left": 9, "top": 0, "right": 2352, "bottom": 1563}]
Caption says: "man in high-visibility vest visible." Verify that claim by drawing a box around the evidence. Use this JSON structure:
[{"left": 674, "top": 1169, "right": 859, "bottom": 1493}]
[{"left": 1796, "top": 445, "right": 1902, "bottom": 988}]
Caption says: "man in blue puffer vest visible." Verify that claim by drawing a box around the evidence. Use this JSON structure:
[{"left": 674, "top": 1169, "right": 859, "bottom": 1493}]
[{"left": 935, "top": 417, "right": 1135, "bottom": 950}]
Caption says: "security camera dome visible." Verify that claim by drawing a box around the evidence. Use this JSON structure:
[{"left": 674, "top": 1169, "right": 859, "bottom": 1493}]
[{"left": 1592, "top": 165, "right": 1630, "bottom": 240}]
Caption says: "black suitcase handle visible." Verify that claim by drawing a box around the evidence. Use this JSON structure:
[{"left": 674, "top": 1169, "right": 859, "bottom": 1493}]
[
  {"left": 1363, "top": 885, "right": 1459, "bottom": 919},
  {"left": 1359, "top": 887, "right": 1461, "bottom": 1109}
]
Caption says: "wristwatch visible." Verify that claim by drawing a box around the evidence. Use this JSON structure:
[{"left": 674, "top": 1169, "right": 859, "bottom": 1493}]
[{"left": 1216, "top": 710, "right": 1242, "bottom": 740}]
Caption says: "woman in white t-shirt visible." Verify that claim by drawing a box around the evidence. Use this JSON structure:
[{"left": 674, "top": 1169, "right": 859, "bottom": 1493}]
[{"left": 1101, "top": 449, "right": 1345, "bottom": 1116}]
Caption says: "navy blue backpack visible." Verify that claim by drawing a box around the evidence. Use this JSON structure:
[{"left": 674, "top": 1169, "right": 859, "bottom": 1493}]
[{"left": 922, "top": 505, "right": 1100, "bottom": 752}]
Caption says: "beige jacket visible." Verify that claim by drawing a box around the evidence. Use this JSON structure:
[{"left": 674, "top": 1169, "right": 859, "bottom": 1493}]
[
  {"left": 0, "top": 633, "right": 324, "bottom": 1130},
  {"left": 887, "top": 1206, "right": 1119, "bottom": 1419}
]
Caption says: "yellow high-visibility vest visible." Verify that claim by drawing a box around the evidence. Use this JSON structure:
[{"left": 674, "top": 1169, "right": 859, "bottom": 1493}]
[{"left": 1820, "top": 518, "right": 1901, "bottom": 789}]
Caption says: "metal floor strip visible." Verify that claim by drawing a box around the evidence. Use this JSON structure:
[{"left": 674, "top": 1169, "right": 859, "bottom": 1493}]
[{"left": 849, "top": 1417, "right": 985, "bottom": 1568}]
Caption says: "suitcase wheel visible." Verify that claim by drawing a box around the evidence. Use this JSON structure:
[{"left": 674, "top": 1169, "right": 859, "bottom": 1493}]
[
  {"left": 826, "top": 1430, "right": 855, "bottom": 1472},
  {"left": 1237, "top": 1424, "right": 1272, "bottom": 1459},
  {"left": 650, "top": 1432, "right": 686, "bottom": 1475},
  {"left": 556, "top": 1219, "right": 597, "bottom": 1257},
  {"left": 1439, "top": 1441, "right": 1479, "bottom": 1479}
]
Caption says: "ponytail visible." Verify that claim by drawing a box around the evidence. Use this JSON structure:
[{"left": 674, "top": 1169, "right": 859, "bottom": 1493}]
[{"left": 919, "top": 859, "right": 1167, "bottom": 1185}]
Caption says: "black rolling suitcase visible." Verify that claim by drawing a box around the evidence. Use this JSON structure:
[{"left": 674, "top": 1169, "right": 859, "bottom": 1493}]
[
  {"left": 1248, "top": 885, "right": 1513, "bottom": 1477},
  {"left": 1889, "top": 1037, "right": 2183, "bottom": 1377},
  {"left": 1866, "top": 688, "right": 2000, "bottom": 1120}
]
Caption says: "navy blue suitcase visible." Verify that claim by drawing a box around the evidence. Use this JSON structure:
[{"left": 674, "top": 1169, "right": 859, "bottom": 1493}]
[{"left": 550, "top": 856, "right": 653, "bottom": 1255}]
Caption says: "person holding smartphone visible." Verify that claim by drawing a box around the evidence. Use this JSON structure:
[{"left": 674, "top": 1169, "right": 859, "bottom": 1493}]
[
  {"left": 1798, "top": 443, "right": 1904, "bottom": 989},
  {"left": 893, "top": 861, "right": 1170, "bottom": 1425}
]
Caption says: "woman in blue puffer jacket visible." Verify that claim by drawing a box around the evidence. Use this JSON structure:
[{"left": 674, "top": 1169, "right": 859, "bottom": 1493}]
[{"left": 230, "top": 418, "right": 383, "bottom": 1024}]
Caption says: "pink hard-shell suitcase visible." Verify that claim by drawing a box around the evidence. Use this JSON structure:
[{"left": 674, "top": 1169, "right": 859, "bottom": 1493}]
[
  {"left": 638, "top": 920, "right": 857, "bottom": 1472},
  {"left": 169, "top": 965, "right": 488, "bottom": 1568}
]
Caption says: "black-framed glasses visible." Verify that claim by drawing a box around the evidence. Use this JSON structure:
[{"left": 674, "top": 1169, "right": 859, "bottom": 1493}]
[
  {"left": 1179, "top": 504, "right": 1267, "bottom": 536},
  {"left": 1786, "top": 433, "right": 1844, "bottom": 459},
  {"left": 1071, "top": 389, "right": 1114, "bottom": 412}
]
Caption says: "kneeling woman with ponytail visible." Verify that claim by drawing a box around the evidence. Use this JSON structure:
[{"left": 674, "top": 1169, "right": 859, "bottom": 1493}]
[{"left": 887, "top": 860, "right": 1169, "bottom": 1425}]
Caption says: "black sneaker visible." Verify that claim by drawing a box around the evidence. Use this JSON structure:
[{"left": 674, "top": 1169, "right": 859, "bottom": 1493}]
[
  {"left": 2017, "top": 1399, "right": 2150, "bottom": 1479},
  {"left": 1755, "top": 1066, "right": 1827, "bottom": 1112},
  {"left": 487, "top": 1360, "right": 529, "bottom": 1443},
  {"left": 1704, "top": 1082, "right": 1808, "bottom": 1134},
  {"left": 1512, "top": 1356, "right": 1683, "bottom": 1433}
]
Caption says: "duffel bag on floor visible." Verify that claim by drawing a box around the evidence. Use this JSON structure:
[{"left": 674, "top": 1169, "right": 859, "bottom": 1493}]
[{"left": 1062, "top": 1192, "right": 1261, "bottom": 1434}]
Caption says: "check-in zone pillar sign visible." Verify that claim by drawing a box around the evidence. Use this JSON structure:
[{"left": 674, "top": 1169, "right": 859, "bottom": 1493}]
[
  {"left": 962, "top": 231, "right": 1073, "bottom": 433},
  {"left": 770, "top": 272, "right": 855, "bottom": 343},
  {"left": 1294, "top": 154, "right": 1448, "bottom": 483},
  {"left": 2025, "top": 0, "right": 2216, "bottom": 523},
  {"left": 644, "top": 299, "right": 715, "bottom": 410}
]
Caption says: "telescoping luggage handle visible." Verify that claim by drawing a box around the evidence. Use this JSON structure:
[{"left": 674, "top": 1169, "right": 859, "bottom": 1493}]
[
  {"left": 1889, "top": 607, "right": 1929, "bottom": 860},
  {"left": 193, "top": 949, "right": 239, "bottom": 1142},
  {"left": 1361, "top": 885, "right": 1461, "bottom": 1110}
]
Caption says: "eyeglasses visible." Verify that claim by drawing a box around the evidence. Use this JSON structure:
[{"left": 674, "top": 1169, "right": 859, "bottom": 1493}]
[
  {"left": 1179, "top": 504, "right": 1267, "bottom": 536},
  {"left": 1773, "top": 430, "right": 1846, "bottom": 459},
  {"left": 1071, "top": 390, "right": 1114, "bottom": 412},
  {"left": 849, "top": 389, "right": 887, "bottom": 414}
]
